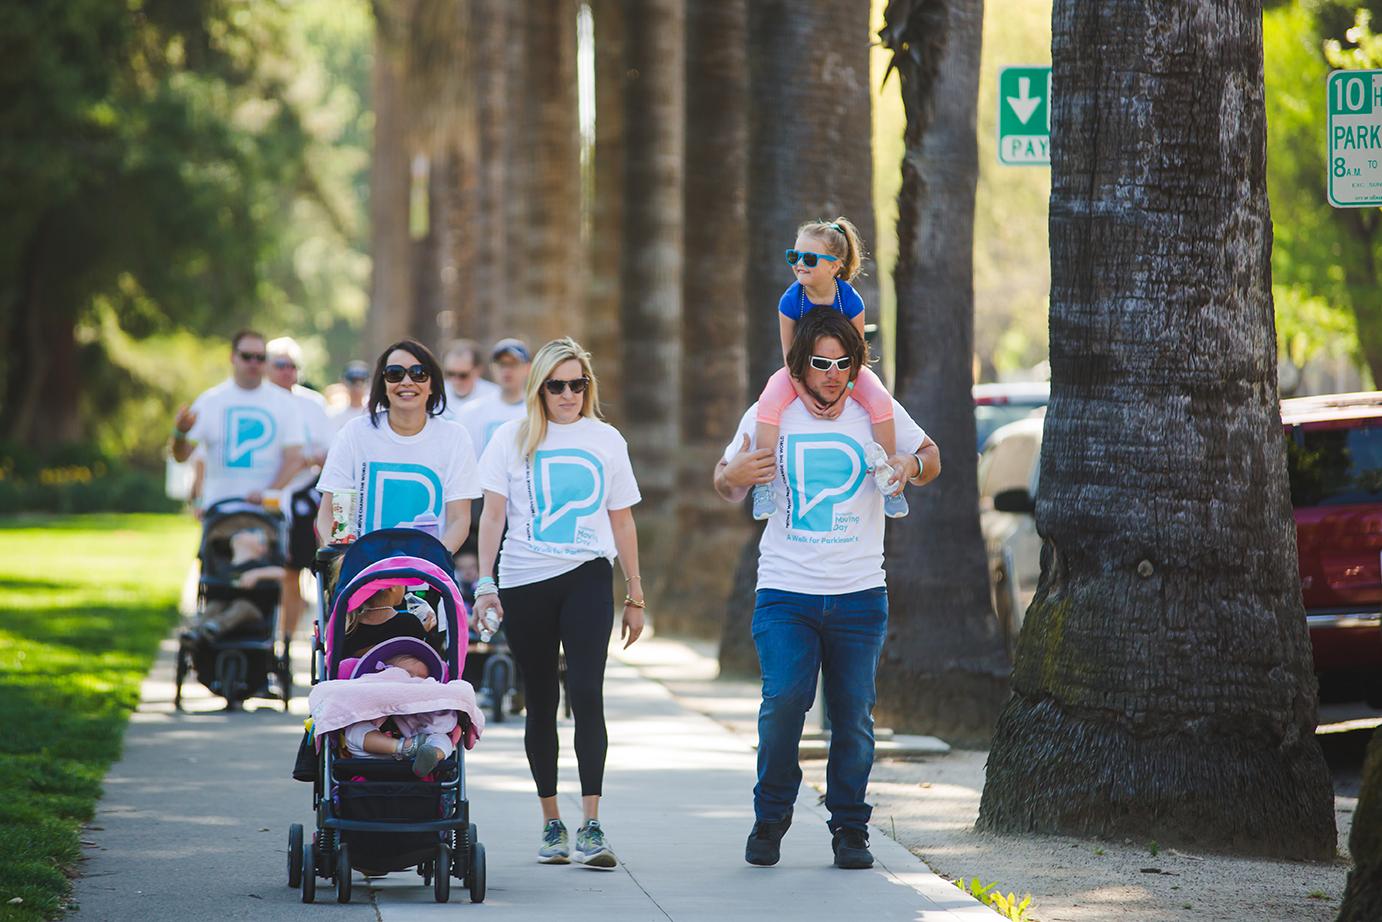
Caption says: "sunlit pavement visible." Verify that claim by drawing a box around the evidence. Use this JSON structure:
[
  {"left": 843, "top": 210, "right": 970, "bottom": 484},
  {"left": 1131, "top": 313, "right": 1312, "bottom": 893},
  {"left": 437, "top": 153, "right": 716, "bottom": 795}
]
[{"left": 73, "top": 609, "right": 997, "bottom": 920}]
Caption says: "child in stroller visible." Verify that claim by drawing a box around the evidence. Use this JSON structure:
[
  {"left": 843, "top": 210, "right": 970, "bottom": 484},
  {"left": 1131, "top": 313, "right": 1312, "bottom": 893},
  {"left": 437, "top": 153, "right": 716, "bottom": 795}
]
[
  {"left": 335, "top": 584, "right": 454, "bottom": 777},
  {"left": 291, "top": 528, "right": 487, "bottom": 905},
  {"left": 175, "top": 500, "right": 291, "bottom": 711}
]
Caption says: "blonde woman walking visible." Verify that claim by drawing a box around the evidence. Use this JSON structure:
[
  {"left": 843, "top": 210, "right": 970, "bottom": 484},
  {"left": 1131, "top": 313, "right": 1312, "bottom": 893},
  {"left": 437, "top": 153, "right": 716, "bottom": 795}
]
[{"left": 472, "top": 338, "right": 645, "bottom": 870}]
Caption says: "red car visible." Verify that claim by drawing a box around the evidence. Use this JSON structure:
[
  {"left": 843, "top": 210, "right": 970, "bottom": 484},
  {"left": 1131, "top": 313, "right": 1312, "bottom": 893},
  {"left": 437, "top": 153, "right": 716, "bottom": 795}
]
[{"left": 1283, "top": 392, "right": 1382, "bottom": 704}]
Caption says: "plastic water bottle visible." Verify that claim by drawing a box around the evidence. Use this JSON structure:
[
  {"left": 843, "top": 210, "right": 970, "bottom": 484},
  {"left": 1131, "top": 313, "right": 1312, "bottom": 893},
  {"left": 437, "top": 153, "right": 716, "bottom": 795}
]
[
  {"left": 477, "top": 609, "right": 501, "bottom": 643},
  {"left": 864, "top": 441, "right": 897, "bottom": 493}
]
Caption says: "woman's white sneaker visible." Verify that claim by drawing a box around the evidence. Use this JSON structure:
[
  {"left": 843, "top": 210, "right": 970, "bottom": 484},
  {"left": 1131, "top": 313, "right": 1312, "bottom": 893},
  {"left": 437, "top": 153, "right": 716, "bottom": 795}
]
[{"left": 573, "top": 819, "right": 617, "bottom": 869}]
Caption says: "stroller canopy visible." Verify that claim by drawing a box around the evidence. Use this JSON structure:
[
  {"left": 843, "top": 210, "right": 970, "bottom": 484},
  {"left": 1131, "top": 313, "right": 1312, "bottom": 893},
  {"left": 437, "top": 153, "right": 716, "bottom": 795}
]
[{"left": 326, "top": 529, "right": 467, "bottom": 679}]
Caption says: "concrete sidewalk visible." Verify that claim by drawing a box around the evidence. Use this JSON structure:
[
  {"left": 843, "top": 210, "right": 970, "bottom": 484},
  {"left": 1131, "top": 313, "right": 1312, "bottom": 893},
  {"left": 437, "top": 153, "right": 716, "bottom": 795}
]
[{"left": 73, "top": 629, "right": 996, "bottom": 920}]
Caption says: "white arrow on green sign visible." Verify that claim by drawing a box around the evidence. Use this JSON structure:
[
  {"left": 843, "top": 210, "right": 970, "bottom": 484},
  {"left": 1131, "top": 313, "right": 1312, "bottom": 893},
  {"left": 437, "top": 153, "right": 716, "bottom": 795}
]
[
  {"left": 1327, "top": 69, "right": 1382, "bottom": 207},
  {"left": 998, "top": 66, "right": 1051, "bottom": 166}
]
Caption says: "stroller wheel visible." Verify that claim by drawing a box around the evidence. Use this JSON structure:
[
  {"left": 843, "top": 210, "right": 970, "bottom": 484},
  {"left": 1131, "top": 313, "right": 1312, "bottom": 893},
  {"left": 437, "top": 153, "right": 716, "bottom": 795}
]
[
  {"left": 468, "top": 843, "right": 486, "bottom": 904},
  {"left": 300, "top": 841, "right": 317, "bottom": 903},
  {"left": 335, "top": 843, "right": 352, "bottom": 903},
  {"left": 434, "top": 845, "right": 451, "bottom": 903},
  {"left": 488, "top": 660, "right": 509, "bottom": 724},
  {"left": 287, "top": 824, "right": 304, "bottom": 888},
  {"left": 173, "top": 647, "right": 189, "bottom": 711}
]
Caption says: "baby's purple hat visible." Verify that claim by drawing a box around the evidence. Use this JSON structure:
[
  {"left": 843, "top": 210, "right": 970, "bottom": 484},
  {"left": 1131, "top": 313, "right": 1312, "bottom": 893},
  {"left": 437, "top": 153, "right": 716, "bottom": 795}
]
[{"left": 350, "top": 637, "right": 446, "bottom": 681}]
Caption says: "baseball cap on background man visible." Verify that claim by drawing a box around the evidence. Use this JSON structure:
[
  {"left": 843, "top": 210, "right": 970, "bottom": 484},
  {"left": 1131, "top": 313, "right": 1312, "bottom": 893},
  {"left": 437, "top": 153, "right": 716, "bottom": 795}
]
[
  {"left": 342, "top": 360, "right": 370, "bottom": 383},
  {"left": 490, "top": 338, "right": 530, "bottom": 363}
]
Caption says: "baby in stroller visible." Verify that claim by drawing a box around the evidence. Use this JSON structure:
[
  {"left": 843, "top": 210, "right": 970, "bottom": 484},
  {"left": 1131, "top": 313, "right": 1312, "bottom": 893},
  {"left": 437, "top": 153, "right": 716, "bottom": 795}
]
[
  {"left": 292, "top": 528, "right": 487, "bottom": 904},
  {"left": 335, "top": 585, "right": 456, "bottom": 777},
  {"left": 182, "top": 527, "right": 283, "bottom": 643},
  {"left": 175, "top": 501, "right": 290, "bottom": 710}
]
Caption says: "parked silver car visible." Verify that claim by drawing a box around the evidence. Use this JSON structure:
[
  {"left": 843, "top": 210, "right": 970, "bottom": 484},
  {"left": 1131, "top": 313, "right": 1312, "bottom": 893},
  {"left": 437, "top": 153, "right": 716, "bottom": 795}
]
[{"left": 978, "top": 412, "right": 1044, "bottom": 655}]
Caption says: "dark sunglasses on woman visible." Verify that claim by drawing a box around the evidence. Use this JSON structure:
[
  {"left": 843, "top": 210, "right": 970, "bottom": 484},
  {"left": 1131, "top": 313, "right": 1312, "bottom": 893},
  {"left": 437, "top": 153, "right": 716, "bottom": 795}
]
[
  {"left": 784, "top": 249, "right": 839, "bottom": 268},
  {"left": 543, "top": 376, "right": 590, "bottom": 395},
  {"left": 382, "top": 364, "right": 431, "bottom": 384}
]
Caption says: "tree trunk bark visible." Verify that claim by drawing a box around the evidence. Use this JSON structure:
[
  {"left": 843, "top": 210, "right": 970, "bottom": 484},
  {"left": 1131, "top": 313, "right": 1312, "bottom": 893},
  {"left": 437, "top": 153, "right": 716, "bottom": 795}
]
[
  {"left": 468, "top": 0, "right": 511, "bottom": 347},
  {"left": 617, "top": 0, "right": 684, "bottom": 585},
  {"left": 657, "top": 0, "right": 751, "bottom": 638},
  {"left": 877, "top": 0, "right": 1009, "bottom": 745},
  {"left": 1339, "top": 726, "right": 1382, "bottom": 920},
  {"left": 722, "top": 0, "right": 878, "bottom": 669},
  {"left": 513, "top": 0, "right": 581, "bottom": 347},
  {"left": 586, "top": 0, "right": 625, "bottom": 422},
  {"left": 977, "top": 0, "right": 1335, "bottom": 858},
  {"left": 367, "top": 5, "right": 416, "bottom": 356}
]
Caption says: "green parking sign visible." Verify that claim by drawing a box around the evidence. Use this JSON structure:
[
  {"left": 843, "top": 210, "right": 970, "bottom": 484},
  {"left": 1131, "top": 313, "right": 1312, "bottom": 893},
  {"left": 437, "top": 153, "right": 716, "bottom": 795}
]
[
  {"left": 1327, "top": 70, "right": 1382, "bottom": 207},
  {"left": 998, "top": 66, "right": 1051, "bottom": 166}
]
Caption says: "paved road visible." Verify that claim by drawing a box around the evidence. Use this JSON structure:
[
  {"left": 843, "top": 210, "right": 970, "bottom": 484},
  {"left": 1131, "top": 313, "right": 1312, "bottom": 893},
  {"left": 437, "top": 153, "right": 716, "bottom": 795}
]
[{"left": 73, "top": 629, "right": 995, "bottom": 921}]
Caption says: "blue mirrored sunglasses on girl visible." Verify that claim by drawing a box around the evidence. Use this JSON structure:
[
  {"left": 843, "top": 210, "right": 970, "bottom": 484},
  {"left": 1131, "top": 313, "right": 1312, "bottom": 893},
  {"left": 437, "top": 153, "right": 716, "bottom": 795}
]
[{"left": 785, "top": 249, "right": 838, "bottom": 268}]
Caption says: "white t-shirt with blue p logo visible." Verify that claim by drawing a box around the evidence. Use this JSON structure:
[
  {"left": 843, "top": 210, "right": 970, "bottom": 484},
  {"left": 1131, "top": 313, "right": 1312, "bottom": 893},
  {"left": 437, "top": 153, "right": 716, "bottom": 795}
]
[
  {"left": 317, "top": 413, "right": 481, "bottom": 538},
  {"left": 186, "top": 379, "right": 305, "bottom": 509},
  {"left": 724, "top": 398, "right": 927, "bottom": 595},
  {"left": 478, "top": 417, "right": 641, "bottom": 588}
]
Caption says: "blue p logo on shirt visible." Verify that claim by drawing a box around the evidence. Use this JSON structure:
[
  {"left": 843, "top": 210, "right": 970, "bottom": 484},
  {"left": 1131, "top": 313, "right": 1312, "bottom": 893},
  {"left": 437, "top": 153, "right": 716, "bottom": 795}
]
[
  {"left": 533, "top": 449, "right": 605, "bottom": 544},
  {"left": 366, "top": 462, "right": 444, "bottom": 532},
  {"left": 224, "top": 407, "right": 276, "bottom": 470},
  {"left": 786, "top": 434, "right": 866, "bottom": 532}
]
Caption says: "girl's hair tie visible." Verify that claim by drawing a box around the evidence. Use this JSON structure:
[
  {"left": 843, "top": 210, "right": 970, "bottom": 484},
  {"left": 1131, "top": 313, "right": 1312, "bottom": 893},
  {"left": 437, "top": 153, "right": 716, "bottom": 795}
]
[{"left": 829, "top": 222, "right": 842, "bottom": 232}]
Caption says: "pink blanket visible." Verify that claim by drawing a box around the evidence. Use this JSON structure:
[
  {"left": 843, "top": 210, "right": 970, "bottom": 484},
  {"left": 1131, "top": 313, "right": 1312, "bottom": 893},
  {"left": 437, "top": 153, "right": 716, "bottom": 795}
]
[{"left": 308, "top": 668, "right": 485, "bottom": 750}]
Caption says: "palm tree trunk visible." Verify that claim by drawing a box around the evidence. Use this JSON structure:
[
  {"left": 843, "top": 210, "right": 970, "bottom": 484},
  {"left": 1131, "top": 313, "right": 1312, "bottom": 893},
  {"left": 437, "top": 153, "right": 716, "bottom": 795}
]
[
  {"left": 618, "top": 0, "right": 684, "bottom": 542},
  {"left": 976, "top": 0, "right": 1335, "bottom": 858},
  {"left": 657, "top": 0, "right": 751, "bottom": 638},
  {"left": 512, "top": 0, "right": 581, "bottom": 346},
  {"left": 877, "top": 0, "right": 1009, "bottom": 744},
  {"left": 468, "top": 0, "right": 511, "bottom": 347},
  {"left": 367, "top": 3, "right": 416, "bottom": 355},
  {"left": 585, "top": 0, "right": 625, "bottom": 422},
  {"left": 1340, "top": 727, "right": 1382, "bottom": 919},
  {"left": 722, "top": 0, "right": 878, "bottom": 669}
]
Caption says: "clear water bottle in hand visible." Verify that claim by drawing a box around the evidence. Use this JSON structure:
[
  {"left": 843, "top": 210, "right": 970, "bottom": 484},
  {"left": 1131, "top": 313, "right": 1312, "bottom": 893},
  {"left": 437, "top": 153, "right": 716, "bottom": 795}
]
[
  {"left": 864, "top": 441, "right": 897, "bottom": 492},
  {"left": 477, "top": 607, "right": 501, "bottom": 643}
]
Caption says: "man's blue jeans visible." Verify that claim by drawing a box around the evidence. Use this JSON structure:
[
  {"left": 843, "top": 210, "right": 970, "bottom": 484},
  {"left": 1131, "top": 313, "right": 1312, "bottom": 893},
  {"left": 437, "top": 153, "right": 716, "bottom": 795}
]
[{"left": 751, "top": 586, "right": 888, "bottom": 832}]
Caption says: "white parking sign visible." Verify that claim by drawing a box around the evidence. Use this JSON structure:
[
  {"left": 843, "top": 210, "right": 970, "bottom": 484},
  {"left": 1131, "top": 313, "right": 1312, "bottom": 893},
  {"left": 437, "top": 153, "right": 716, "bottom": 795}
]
[{"left": 1327, "top": 70, "right": 1382, "bottom": 207}]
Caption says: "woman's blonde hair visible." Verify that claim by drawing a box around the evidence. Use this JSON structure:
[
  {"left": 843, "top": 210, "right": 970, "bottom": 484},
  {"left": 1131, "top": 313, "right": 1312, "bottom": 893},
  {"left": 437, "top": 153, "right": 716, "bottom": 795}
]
[
  {"left": 797, "top": 216, "right": 866, "bottom": 282},
  {"left": 517, "top": 337, "right": 602, "bottom": 460}
]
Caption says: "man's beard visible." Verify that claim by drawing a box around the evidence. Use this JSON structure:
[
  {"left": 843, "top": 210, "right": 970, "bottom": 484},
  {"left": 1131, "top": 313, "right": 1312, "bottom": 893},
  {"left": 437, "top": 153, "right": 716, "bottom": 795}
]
[{"left": 802, "top": 379, "right": 850, "bottom": 411}]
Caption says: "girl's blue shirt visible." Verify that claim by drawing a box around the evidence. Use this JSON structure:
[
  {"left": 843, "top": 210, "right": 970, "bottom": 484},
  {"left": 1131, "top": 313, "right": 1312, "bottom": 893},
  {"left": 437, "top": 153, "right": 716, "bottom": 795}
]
[{"left": 777, "top": 278, "right": 865, "bottom": 322}]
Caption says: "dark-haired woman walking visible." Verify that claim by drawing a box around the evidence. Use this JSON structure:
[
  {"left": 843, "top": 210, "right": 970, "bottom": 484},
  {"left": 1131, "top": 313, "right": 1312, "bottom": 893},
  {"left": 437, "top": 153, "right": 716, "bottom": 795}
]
[{"left": 316, "top": 338, "right": 480, "bottom": 553}]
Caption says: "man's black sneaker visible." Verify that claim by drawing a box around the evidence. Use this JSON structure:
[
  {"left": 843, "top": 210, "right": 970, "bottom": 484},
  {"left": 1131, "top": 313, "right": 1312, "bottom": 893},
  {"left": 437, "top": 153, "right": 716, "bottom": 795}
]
[
  {"left": 831, "top": 827, "right": 874, "bottom": 869},
  {"left": 744, "top": 809, "right": 793, "bottom": 866}
]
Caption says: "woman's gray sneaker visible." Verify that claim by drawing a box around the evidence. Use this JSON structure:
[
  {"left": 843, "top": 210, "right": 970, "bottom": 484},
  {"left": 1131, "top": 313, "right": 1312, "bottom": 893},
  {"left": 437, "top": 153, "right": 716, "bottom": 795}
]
[
  {"left": 573, "top": 819, "right": 617, "bottom": 869},
  {"left": 538, "top": 819, "right": 570, "bottom": 864}
]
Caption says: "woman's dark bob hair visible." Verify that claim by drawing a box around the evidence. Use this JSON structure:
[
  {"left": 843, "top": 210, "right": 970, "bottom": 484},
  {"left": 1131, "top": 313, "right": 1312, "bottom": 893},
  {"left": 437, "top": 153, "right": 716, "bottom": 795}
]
[{"left": 368, "top": 338, "right": 448, "bottom": 426}]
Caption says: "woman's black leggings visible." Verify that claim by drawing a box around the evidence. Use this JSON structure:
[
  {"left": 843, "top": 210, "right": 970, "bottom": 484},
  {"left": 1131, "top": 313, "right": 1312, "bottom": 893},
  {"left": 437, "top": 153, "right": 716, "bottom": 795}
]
[{"left": 500, "top": 558, "right": 613, "bottom": 798}]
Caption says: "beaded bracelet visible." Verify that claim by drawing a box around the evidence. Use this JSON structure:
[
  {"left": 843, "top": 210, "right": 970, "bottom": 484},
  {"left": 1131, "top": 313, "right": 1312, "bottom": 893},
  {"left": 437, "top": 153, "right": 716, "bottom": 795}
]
[{"left": 623, "top": 595, "right": 646, "bottom": 609}]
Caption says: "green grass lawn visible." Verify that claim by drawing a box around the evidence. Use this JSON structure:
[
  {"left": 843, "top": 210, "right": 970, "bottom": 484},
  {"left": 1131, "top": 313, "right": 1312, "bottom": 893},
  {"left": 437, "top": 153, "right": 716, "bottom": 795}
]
[{"left": 0, "top": 514, "right": 197, "bottom": 921}]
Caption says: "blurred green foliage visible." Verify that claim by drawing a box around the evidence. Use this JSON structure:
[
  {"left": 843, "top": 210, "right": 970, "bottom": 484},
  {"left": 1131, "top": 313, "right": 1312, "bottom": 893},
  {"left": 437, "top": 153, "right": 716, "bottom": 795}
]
[{"left": 0, "top": 0, "right": 371, "bottom": 467}]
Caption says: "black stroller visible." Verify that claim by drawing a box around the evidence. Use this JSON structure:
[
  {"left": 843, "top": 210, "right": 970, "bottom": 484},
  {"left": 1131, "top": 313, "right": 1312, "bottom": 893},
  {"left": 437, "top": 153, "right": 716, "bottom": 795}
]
[
  {"left": 289, "top": 528, "right": 486, "bottom": 904},
  {"left": 459, "top": 573, "right": 518, "bottom": 723},
  {"left": 175, "top": 499, "right": 291, "bottom": 711}
]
